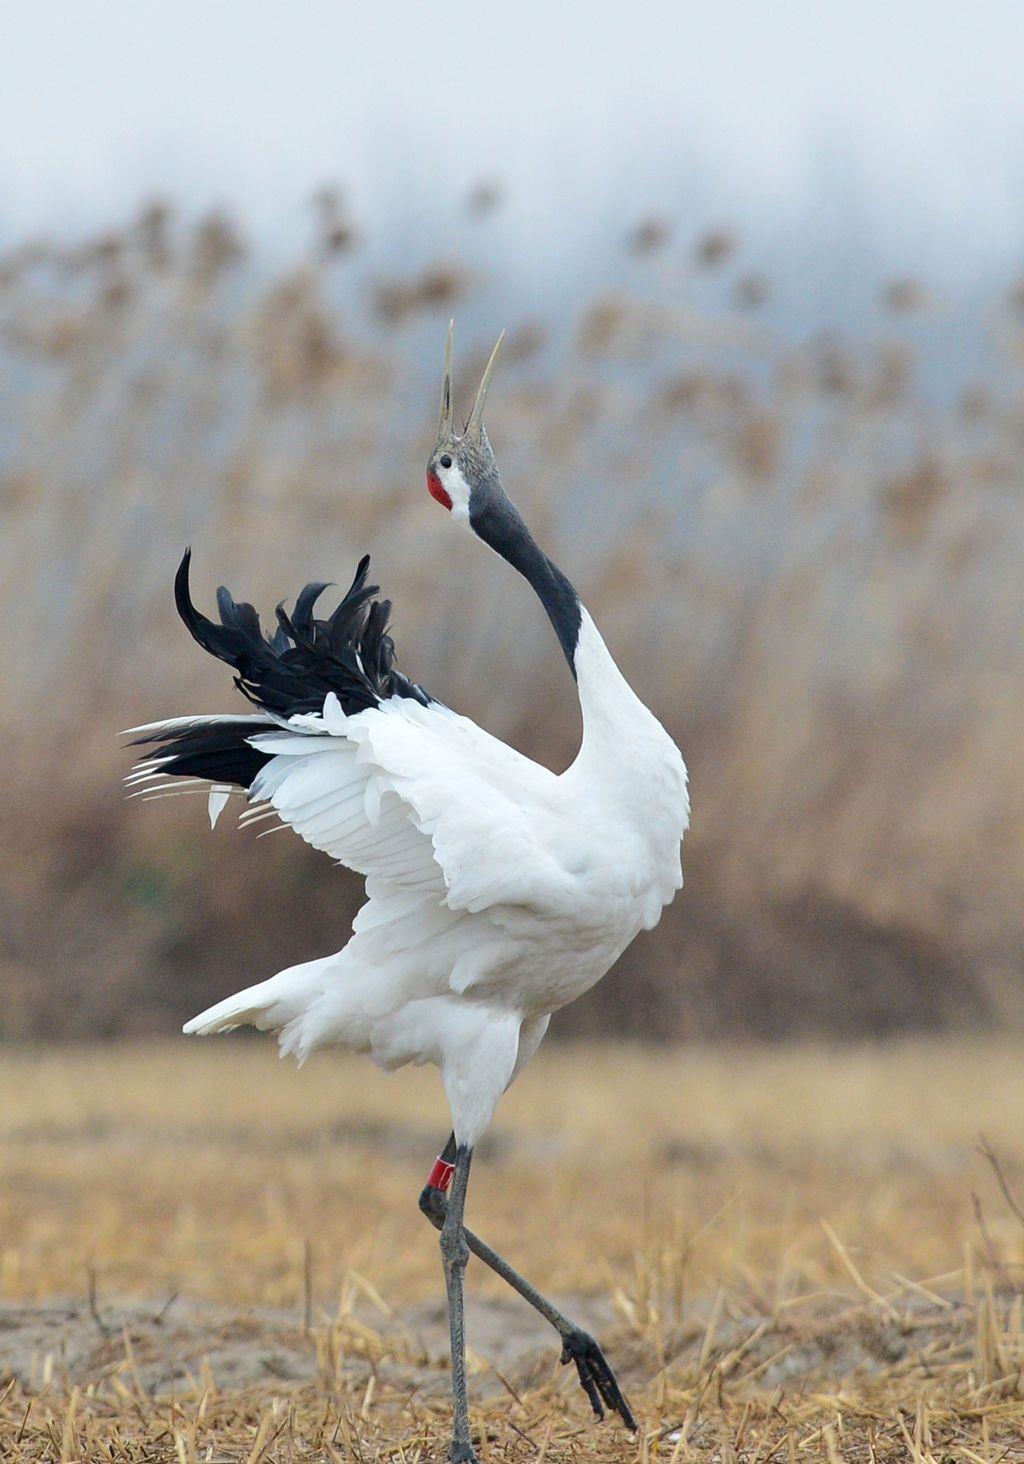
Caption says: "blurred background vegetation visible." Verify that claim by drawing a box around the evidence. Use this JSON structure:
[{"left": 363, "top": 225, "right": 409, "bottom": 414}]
[{"left": 1, "top": 181, "right": 1020, "bottom": 1043}]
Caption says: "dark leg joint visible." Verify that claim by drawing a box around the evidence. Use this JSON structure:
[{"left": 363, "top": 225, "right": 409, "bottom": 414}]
[{"left": 418, "top": 1182, "right": 447, "bottom": 1229}]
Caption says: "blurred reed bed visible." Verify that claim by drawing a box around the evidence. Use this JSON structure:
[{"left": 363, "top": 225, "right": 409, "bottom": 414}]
[{"left": 0, "top": 196, "right": 1021, "bottom": 1037}]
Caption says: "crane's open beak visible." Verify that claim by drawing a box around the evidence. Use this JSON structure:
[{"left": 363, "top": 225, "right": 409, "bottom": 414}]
[{"left": 435, "top": 322, "right": 505, "bottom": 446}]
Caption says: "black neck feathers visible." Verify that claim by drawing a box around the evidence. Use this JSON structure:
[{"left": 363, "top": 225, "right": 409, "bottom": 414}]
[{"left": 469, "top": 498, "right": 582, "bottom": 675}]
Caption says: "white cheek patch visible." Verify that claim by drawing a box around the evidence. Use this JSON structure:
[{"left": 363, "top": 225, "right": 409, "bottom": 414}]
[{"left": 439, "top": 462, "right": 472, "bottom": 523}]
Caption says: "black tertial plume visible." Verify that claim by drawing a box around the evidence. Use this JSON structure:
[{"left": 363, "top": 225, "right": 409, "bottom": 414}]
[{"left": 174, "top": 550, "right": 432, "bottom": 720}]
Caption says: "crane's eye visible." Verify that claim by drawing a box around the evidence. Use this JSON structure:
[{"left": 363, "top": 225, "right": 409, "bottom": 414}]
[{"left": 439, "top": 454, "right": 452, "bottom": 469}]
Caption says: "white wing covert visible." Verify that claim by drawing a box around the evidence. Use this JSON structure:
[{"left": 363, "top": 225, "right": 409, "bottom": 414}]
[{"left": 248, "top": 692, "right": 573, "bottom": 916}]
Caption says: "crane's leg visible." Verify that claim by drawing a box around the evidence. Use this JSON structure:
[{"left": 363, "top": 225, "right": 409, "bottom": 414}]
[
  {"left": 440, "top": 1141, "right": 477, "bottom": 1464},
  {"left": 420, "top": 1134, "right": 636, "bottom": 1432}
]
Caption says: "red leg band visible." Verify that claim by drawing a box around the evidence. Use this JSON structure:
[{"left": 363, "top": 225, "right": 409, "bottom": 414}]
[{"left": 427, "top": 1156, "right": 455, "bottom": 1192}]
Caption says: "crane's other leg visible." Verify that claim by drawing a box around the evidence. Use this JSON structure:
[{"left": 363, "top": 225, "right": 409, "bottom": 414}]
[
  {"left": 440, "top": 1141, "right": 477, "bottom": 1464},
  {"left": 420, "top": 1134, "right": 636, "bottom": 1432}
]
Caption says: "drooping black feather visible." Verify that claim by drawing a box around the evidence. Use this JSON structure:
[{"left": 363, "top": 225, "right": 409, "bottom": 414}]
[{"left": 130, "top": 550, "right": 432, "bottom": 791}]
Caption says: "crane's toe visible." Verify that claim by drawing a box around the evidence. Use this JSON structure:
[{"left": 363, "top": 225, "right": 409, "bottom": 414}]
[{"left": 560, "top": 1328, "right": 637, "bottom": 1432}]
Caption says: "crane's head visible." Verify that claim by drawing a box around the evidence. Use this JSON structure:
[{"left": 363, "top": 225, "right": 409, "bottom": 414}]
[
  {"left": 427, "top": 320, "right": 506, "bottom": 526},
  {"left": 425, "top": 320, "right": 582, "bottom": 671}
]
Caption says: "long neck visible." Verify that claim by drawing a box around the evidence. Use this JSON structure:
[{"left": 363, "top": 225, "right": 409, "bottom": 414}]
[
  {"left": 470, "top": 499, "right": 582, "bottom": 674},
  {"left": 471, "top": 498, "right": 660, "bottom": 761}
]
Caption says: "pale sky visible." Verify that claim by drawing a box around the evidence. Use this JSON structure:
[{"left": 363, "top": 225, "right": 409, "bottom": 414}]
[{"left": 3, "top": 1, "right": 1023, "bottom": 261}]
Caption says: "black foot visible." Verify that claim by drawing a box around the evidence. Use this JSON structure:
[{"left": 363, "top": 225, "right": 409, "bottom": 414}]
[
  {"left": 449, "top": 1443, "right": 479, "bottom": 1464},
  {"left": 560, "top": 1328, "right": 637, "bottom": 1432}
]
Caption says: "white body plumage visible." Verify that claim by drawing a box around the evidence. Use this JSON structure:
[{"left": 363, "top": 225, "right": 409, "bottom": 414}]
[{"left": 175, "top": 610, "right": 688, "bottom": 1146}]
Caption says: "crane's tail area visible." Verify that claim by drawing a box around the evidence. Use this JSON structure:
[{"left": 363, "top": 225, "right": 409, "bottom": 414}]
[{"left": 183, "top": 957, "right": 333, "bottom": 1059}]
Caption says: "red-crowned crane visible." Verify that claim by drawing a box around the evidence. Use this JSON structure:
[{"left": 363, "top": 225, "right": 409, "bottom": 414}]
[{"left": 125, "top": 324, "right": 689, "bottom": 1460}]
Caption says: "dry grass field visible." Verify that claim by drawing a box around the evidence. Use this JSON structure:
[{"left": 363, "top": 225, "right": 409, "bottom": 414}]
[{"left": 3, "top": 1039, "right": 1024, "bottom": 1461}]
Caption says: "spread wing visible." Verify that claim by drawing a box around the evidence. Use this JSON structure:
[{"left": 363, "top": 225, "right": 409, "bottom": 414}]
[{"left": 126, "top": 553, "right": 572, "bottom": 917}]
